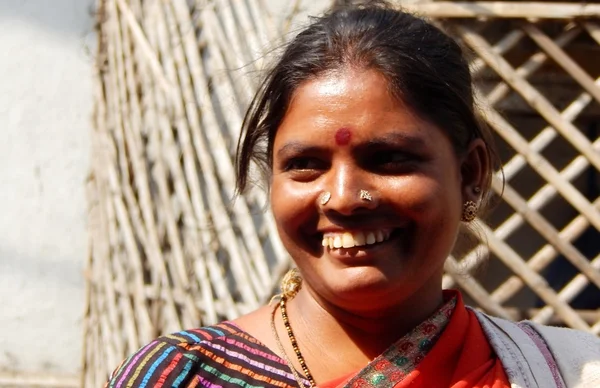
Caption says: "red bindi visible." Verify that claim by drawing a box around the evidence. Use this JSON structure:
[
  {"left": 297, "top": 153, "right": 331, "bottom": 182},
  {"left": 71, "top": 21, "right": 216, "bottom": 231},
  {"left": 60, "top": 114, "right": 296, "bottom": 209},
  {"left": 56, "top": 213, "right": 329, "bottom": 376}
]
[{"left": 334, "top": 128, "right": 352, "bottom": 146}]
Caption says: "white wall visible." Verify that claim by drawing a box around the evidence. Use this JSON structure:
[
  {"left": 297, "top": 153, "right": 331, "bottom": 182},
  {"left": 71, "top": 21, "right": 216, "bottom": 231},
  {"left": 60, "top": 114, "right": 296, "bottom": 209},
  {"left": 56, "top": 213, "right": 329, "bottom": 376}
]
[{"left": 0, "top": 0, "right": 94, "bottom": 377}]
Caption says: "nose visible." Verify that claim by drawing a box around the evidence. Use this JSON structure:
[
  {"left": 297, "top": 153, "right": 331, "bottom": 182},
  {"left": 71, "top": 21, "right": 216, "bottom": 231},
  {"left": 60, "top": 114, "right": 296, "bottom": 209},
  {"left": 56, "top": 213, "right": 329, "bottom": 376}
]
[{"left": 321, "top": 163, "right": 378, "bottom": 215}]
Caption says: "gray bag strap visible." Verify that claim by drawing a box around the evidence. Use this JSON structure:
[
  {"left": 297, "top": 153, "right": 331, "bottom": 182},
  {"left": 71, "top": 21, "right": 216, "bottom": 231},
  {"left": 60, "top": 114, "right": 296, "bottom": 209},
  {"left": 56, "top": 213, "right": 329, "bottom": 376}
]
[
  {"left": 518, "top": 322, "right": 566, "bottom": 388},
  {"left": 472, "top": 309, "right": 562, "bottom": 388}
]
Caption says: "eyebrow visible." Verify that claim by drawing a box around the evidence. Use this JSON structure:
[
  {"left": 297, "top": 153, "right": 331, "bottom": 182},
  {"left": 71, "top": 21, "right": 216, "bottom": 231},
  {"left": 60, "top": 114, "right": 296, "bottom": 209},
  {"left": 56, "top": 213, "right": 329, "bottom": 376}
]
[
  {"left": 357, "top": 132, "right": 426, "bottom": 151},
  {"left": 276, "top": 142, "right": 325, "bottom": 158},
  {"left": 275, "top": 132, "right": 426, "bottom": 157}
]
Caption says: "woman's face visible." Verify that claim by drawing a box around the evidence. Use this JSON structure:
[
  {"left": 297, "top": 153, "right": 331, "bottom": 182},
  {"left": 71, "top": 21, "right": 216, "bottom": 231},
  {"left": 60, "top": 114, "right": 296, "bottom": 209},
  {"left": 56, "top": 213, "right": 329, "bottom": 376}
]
[{"left": 270, "top": 68, "right": 475, "bottom": 313}]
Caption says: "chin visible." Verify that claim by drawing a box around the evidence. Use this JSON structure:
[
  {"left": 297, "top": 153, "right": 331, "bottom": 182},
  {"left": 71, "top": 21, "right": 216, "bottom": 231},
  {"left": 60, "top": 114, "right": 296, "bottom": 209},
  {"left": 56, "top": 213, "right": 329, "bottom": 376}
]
[{"left": 313, "top": 266, "right": 408, "bottom": 310}]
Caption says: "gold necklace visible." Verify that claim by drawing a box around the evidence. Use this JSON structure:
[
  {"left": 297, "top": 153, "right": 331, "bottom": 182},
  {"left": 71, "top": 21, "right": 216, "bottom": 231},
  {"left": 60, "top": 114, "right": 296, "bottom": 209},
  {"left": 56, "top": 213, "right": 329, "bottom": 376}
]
[{"left": 270, "top": 297, "right": 316, "bottom": 388}]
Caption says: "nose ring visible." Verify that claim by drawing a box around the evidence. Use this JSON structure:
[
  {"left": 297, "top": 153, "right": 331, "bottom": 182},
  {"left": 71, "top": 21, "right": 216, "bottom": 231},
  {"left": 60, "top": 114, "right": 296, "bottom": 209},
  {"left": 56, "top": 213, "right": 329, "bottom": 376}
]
[
  {"left": 318, "top": 191, "right": 331, "bottom": 206},
  {"left": 359, "top": 189, "right": 372, "bottom": 202}
]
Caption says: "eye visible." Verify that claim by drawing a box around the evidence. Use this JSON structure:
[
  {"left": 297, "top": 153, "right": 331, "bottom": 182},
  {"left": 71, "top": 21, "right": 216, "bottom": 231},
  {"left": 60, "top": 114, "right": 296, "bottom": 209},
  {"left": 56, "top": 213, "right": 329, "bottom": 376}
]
[
  {"left": 284, "top": 157, "right": 324, "bottom": 171},
  {"left": 282, "top": 157, "right": 328, "bottom": 181},
  {"left": 368, "top": 150, "right": 419, "bottom": 173}
]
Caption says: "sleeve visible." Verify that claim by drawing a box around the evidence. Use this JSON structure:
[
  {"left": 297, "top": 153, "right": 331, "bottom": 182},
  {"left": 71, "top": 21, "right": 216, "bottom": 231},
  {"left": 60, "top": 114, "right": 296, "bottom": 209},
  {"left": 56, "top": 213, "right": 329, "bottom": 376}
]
[{"left": 105, "top": 338, "right": 199, "bottom": 388}]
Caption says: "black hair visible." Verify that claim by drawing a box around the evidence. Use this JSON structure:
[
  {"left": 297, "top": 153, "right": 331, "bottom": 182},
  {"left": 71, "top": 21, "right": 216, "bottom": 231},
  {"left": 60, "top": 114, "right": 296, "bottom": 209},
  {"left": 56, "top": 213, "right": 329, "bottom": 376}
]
[{"left": 236, "top": 0, "right": 500, "bottom": 212}]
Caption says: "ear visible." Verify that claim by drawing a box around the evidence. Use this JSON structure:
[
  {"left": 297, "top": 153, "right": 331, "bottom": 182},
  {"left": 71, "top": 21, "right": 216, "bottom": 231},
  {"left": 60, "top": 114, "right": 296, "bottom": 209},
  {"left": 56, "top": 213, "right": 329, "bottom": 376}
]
[{"left": 460, "top": 138, "right": 489, "bottom": 203}]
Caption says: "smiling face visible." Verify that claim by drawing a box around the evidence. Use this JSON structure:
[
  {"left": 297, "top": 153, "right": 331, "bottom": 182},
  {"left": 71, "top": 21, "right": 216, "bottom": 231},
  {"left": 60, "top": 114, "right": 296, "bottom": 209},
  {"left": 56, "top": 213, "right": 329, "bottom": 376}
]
[{"left": 271, "top": 68, "right": 470, "bottom": 314}]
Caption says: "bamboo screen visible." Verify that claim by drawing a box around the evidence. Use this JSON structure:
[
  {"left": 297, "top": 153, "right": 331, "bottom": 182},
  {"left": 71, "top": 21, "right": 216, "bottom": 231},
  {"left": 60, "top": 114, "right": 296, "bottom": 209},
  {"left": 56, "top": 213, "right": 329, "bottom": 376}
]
[{"left": 83, "top": 1, "right": 600, "bottom": 386}]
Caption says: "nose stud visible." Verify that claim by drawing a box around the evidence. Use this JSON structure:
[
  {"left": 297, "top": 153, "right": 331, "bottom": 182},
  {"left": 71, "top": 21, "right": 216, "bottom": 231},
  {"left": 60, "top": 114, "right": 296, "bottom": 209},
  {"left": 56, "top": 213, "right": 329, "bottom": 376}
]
[
  {"left": 318, "top": 191, "right": 331, "bottom": 206},
  {"left": 359, "top": 189, "right": 372, "bottom": 202},
  {"left": 319, "top": 190, "right": 374, "bottom": 205}
]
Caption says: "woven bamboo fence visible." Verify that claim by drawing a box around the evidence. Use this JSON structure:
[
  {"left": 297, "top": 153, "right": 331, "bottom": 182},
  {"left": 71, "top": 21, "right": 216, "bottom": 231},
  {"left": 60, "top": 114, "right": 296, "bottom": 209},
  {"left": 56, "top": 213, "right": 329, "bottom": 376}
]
[{"left": 83, "top": 1, "right": 600, "bottom": 386}]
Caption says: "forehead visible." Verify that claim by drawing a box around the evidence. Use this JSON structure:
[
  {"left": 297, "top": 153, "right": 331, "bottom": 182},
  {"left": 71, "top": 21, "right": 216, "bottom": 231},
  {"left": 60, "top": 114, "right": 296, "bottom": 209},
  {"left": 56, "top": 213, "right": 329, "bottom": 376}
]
[{"left": 274, "top": 69, "right": 440, "bottom": 147}]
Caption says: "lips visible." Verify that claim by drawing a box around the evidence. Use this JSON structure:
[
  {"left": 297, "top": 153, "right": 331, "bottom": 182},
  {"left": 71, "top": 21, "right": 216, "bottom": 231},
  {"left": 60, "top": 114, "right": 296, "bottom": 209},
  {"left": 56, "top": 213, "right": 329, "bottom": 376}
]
[{"left": 321, "top": 229, "right": 392, "bottom": 249}]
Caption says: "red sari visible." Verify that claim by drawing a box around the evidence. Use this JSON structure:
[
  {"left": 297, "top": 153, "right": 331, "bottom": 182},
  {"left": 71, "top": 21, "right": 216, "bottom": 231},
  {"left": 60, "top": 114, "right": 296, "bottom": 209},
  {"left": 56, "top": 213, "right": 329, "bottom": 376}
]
[{"left": 319, "top": 291, "right": 510, "bottom": 388}]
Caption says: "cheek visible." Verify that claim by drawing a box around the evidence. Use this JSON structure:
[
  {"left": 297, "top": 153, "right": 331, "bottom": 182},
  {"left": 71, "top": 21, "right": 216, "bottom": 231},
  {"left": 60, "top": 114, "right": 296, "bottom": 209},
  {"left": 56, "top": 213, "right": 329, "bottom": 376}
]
[
  {"left": 270, "top": 178, "right": 318, "bottom": 234},
  {"left": 387, "top": 174, "right": 462, "bottom": 261},
  {"left": 386, "top": 172, "right": 462, "bottom": 222},
  {"left": 270, "top": 179, "right": 322, "bottom": 258}
]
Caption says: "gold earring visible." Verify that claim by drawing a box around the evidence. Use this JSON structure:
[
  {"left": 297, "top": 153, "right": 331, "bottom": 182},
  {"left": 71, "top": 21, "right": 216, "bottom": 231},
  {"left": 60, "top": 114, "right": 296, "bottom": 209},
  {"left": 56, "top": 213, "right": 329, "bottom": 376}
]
[
  {"left": 462, "top": 201, "right": 478, "bottom": 222},
  {"left": 318, "top": 191, "right": 331, "bottom": 206},
  {"left": 474, "top": 186, "right": 481, "bottom": 194},
  {"left": 359, "top": 189, "right": 372, "bottom": 201},
  {"left": 280, "top": 268, "right": 302, "bottom": 300}
]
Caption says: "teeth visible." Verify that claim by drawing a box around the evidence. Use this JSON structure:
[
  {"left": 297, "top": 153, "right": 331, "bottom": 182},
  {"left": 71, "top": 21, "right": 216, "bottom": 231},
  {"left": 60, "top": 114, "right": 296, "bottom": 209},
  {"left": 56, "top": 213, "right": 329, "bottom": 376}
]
[
  {"left": 354, "top": 232, "right": 366, "bottom": 246},
  {"left": 333, "top": 235, "right": 342, "bottom": 249},
  {"left": 342, "top": 232, "right": 354, "bottom": 248},
  {"left": 366, "top": 232, "right": 376, "bottom": 245},
  {"left": 322, "top": 230, "right": 391, "bottom": 249}
]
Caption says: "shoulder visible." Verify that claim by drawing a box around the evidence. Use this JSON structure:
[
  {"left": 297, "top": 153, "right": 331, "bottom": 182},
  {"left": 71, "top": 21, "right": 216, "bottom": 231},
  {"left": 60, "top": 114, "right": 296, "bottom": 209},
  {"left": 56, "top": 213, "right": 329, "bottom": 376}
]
[
  {"left": 479, "top": 312, "right": 600, "bottom": 358},
  {"left": 474, "top": 310, "right": 600, "bottom": 388},
  {"left": 527, "top": 322, "right": 600, "bottom": 388},
  {"left": 527, "top": 321, "right": 600, "bottom": 350},
  {"left": 104, "top": 322, "right": 265, "bottom": 388}
]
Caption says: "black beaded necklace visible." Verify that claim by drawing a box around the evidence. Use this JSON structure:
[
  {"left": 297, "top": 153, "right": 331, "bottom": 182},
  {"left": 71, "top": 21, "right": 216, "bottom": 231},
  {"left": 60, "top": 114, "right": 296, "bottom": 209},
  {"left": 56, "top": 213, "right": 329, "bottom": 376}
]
[{"left": 279, "top": 297, "right": 316, "bottom": 386}]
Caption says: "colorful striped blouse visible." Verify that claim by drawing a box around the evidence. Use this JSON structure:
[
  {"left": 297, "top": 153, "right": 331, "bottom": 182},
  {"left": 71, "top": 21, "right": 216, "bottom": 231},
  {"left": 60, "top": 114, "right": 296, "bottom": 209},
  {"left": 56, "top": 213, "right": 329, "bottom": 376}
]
[
  {"left": 105, "top": 294, "right": 458, "bottom": 388},
  {"left": 105, "top": 322, "right": 308, "bottom": 388}
]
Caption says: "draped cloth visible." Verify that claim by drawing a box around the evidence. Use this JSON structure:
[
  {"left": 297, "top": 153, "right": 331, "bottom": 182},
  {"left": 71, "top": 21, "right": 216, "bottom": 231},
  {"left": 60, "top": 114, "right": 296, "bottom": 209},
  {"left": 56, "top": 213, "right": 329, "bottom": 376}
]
[
  {"left": 319, "top": 291, "right": 510, "bottom": 388},
  {"left": 105, "top": 290, "right": 515, "bottom": 388},
  {"left": 105, "top": 288, "right": 599, "bottom": 388}
]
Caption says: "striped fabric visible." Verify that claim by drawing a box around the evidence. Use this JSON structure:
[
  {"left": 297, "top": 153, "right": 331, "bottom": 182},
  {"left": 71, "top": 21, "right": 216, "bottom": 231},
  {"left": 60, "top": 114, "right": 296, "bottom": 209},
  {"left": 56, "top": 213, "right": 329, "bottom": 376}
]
[{"left": 105, "top": 322, "right": 307, "bottom": 388}]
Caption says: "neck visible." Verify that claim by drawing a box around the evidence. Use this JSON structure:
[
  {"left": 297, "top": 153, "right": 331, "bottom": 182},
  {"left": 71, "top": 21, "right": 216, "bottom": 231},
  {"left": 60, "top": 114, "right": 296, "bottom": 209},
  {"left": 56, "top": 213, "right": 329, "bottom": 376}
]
[{"left": 288, "top": 284, "right": 445, "bottom": 359}]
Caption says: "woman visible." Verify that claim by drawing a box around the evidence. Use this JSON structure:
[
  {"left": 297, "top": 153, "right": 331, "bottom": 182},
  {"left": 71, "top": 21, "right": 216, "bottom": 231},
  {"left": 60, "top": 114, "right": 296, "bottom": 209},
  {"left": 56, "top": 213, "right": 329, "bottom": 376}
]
[{"left": 106, "top": 2, "right": 600, "bottom": 387}]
